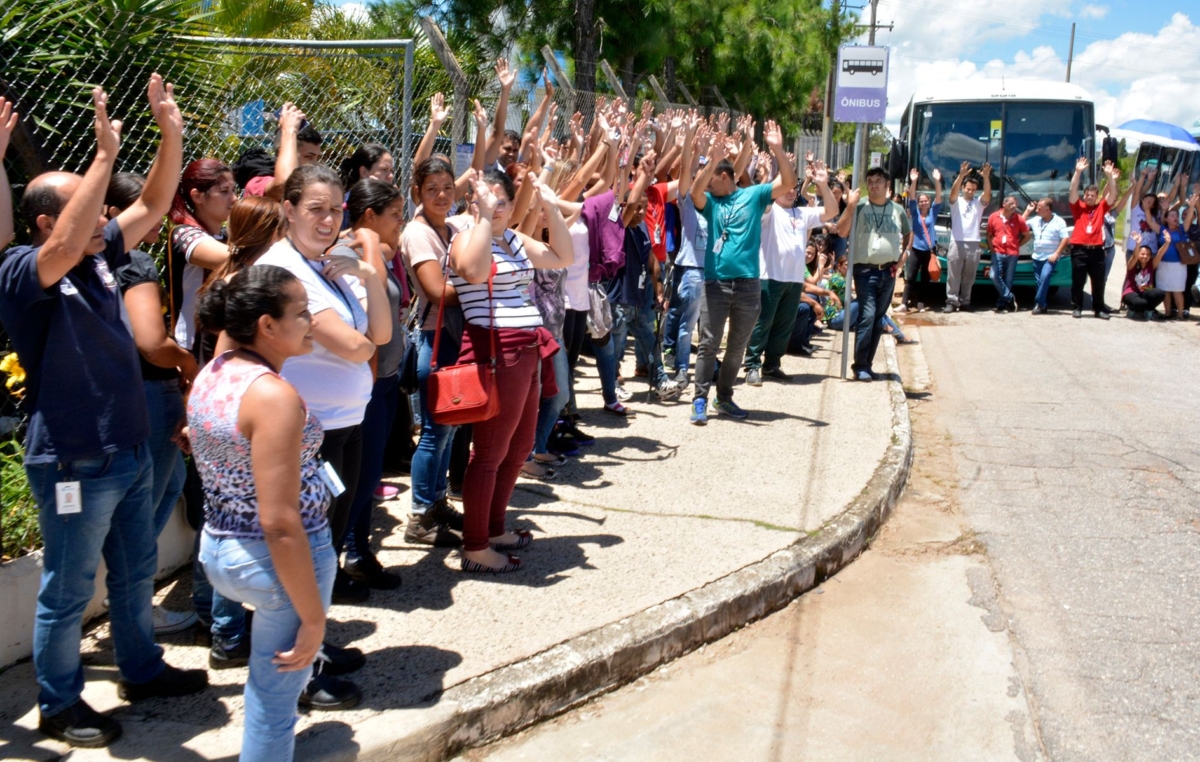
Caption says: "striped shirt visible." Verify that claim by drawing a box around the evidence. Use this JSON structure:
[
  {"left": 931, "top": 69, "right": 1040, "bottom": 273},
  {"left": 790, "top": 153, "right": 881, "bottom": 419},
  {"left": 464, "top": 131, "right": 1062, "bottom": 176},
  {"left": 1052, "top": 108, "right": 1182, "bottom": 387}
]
[{"left": 450, "top": 230, "right": 542, "bottom": 329}]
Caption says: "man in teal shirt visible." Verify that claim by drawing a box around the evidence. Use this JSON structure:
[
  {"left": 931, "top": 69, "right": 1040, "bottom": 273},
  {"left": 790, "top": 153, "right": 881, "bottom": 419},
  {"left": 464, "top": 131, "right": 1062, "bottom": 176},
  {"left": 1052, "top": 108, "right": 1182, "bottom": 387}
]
[{"left": 689, "top": 120, "right": 797, "bottom": 424}]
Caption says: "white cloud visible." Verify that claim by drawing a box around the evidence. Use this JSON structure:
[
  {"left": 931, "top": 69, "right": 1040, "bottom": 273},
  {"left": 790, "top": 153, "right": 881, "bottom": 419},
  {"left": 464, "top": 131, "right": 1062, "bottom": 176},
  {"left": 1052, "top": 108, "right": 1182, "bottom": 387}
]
[
  {"left": 1078, "top": 5, "right": 1109, "bottom": 20},
  {"left": 866, "top": 4, "right": 1200, "bottom": 135},
  {"left": 337, "top": 2, "right": 370, "bottom": 24}
]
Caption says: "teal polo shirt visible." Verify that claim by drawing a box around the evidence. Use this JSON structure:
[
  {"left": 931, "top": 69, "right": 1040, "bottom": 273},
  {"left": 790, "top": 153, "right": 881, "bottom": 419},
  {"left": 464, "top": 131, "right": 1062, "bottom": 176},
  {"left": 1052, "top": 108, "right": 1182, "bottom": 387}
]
[{"left": 702, "top": 183, "right": 775, "bottom": 280}]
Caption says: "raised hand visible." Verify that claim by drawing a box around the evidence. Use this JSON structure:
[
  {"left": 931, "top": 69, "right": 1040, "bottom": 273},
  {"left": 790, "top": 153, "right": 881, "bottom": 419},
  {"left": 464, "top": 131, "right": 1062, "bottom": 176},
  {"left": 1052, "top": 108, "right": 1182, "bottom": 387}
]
[
  {"left": 805, "top": 149, "right": 815, "bottom": 164},
  {"left": 763, "top": 120, "right": 783, "bottom": 151},
  {"left": 530, "top": 174, "right": 560, "bottom": 210},
  {"left": 932, "top": 168, "right": 942, "bottom": 182},
  {"left": 278, "top": 102, "right": 306, "bottom": 135},
  {"left": 1102, "top": 159, "right": 1116, "bottom": 177},
  {"left": 1075, "top": 156, "right": 1089, "bottom": 173},
  {"left": 472, "top": 99, "right": 488, "bottom": 131},
  {"left": 812, "top": 160, "right": 829, "bottom": 185},
  {"left": 980, "top": 162, "right": 992, "bottom": 177},
  {"left": 543, "top": 68, "right": 555, "bottom": 98},
  {"left": 146, "top": 73, "right": 183, "bottom": 138},
  {"left": 93, "top": 87, "right": 122, "bottom": 158},
  {"left": 430, "top": 92, "right": 448, "bottom": 125},
  {"left": 471, "top": 171, "right": 498, "bottom": 218},
  {"left": 639, "top": 150, "right": 658, "bottom": 178},
  {"left": 495, "top": 58, "right": 516, "bottom": 89},
  {"left": 959, "top": 160, "right": 971, "bottom": 176},
  {"left": 909, "top": 167, "right": 919, "bottom": 184},
  {"left": 0, "top": 97, "right": 18, "bottom": 158},
  {"left": 846, "top": 187, "right": 861, "bottom": 206}
]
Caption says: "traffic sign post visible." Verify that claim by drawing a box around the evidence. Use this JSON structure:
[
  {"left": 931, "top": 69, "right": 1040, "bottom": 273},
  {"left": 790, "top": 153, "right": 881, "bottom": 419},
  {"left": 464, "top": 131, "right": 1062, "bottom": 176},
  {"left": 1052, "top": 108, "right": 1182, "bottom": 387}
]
[{"left": 834, "top": 44, "right": 889, "bottom": 379}]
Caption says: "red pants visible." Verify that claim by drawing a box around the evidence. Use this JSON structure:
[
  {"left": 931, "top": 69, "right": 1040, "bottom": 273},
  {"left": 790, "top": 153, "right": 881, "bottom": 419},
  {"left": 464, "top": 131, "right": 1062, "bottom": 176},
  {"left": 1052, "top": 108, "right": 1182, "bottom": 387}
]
[{"left": 461, "top": 342, "right": 541, "bottom": 551}]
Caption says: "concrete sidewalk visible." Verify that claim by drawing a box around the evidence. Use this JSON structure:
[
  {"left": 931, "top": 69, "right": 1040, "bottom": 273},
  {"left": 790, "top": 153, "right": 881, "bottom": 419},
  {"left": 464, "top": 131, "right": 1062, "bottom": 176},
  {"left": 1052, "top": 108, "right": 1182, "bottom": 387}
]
[{"left": 0, "top": 328, "right": 910, "bottom": 762}]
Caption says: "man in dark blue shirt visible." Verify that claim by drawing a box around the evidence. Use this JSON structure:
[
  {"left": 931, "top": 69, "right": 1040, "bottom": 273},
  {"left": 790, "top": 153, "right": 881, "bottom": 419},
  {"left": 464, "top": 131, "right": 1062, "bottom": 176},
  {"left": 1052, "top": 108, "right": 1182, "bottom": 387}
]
[{"left": 0, "top": 77, "right": 206, "bottom": 748}]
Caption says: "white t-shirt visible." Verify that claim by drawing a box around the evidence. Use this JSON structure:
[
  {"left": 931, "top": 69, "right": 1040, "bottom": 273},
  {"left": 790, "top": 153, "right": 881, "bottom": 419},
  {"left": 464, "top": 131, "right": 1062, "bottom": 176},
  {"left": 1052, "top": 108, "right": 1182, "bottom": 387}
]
[
  {"left": 254, "top": 239, "right": 373, "bottom": 430},
  {"left": 951, "top": 196, "right": 984, "bottom": 242},
  {"left": 1126, "top": 205, "right": 1148, "bottom": 251},
  {"left": 564, "top": 218, "right": 591, "bottom": 311},
  {"left": 759, "top": 205, "right": 825, "bottom": 283}
]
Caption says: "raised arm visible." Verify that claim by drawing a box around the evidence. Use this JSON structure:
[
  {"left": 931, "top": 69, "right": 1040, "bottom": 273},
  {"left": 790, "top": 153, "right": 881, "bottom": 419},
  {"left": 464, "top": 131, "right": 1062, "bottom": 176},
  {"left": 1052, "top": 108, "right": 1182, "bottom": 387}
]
[
  {"left": 449, "top": 174, "right": 498, "bottom": 284},
  {"left": 117, "top": 74, "right": 183, "bottom": 247},
  {"left": 690, "top": 136, "right": 727, "bottom": 211},
  {"left": 677, "top": 113, "right": 701, "bottom": 197},
  {"left": 836, "top": 188, "right": 861, "bottom": 238},
  {"left": 979, "top": 162, "right": 993, "bottom": 208},
  {"left": 36, "top": 88, "right": 120, "bottom": 289},
  {"left": 932, "top": 168, "right": 944, "bottom": 205},
  {"left": 559, "top": 118, "right": 612, "bottom": 202},
  {"left": 812, "top": 161, "right": 839, "bottom": 222},
  {"left": 0, "top": 98, "right": 16, "bottom": 250},
  {"left": 949, "top": 160, "right": 969, "bottom": 204},
  {"left": 415, "top": 93, "right": 449, "bottom": 169},
  {"left": 1069, "top": 156, "right": 1087, "bottom": 205},
  {"left": 520, "top": 177, "right": 574, "bottom": 269},
  {"left": 484, "top": 59, "right": 516, "bottom": 167},
  {"left": 766, "top": 121, "right": 797, "bottom": 200},
  {"left": 1102, "top": 161, "right": 1121, "bottom": 206},
  {"left": 519, "top": 70, "right": 555, "bottom": 162},
  {"left": 623, "top": 152, "right": 657, "bottom": 227},
  {"left": 264, "top": 102, "right": 304, "bottom": 199}
]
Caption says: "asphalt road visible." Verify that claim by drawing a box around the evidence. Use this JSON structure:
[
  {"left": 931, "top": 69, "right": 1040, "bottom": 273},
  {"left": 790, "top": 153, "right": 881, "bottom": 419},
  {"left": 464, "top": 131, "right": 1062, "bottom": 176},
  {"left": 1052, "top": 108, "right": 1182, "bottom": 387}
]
[
  {"left": 465, "top": 284, "right": 1200, "bottom": 762},
  {"left": 911, "top": 299, "right": 1200, "bottom": 760}
]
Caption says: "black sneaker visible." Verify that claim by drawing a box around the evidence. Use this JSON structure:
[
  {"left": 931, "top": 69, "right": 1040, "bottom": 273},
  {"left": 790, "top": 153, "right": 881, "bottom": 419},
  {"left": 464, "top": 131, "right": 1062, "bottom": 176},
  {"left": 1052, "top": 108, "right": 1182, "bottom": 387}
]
[
  {"left": 300, "top": 672, "right": 362, "bottom": 711},
  {"left": 39, "top": 699, "right": 122, "bottom": 748},
  {"left": 404, "top": 511, "right": 463, "bottom": 547},
  {"left": 332, "top": 568, "right": 370, "bottom": 604},
  {"left": 209, "top": 634, "right": 251, "bottom": 670},
  {"left": 563, "top": 422, "right": 595, "bottom": 446},
  {"left": 429, "top": 498, "right": 465, "bottom": 532},
  {"left": 319, "top": 641, "right": 366, "bottom": 676},
  {"left": 117, "top": 664, "right": 208, "bottom": 702},
  {"left": 343, "top": 552, "right": 402, "bottom": 590},
  {"left": 763, "top": 367, "right": 792, "bottom": 381}
]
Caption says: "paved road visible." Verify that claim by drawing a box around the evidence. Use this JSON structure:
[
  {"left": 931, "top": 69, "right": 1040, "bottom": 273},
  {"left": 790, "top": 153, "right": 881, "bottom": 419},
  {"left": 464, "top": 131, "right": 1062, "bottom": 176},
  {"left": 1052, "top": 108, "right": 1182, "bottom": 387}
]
[{"left": 467, "top": 293, "right": 1200, "bottom": 761}]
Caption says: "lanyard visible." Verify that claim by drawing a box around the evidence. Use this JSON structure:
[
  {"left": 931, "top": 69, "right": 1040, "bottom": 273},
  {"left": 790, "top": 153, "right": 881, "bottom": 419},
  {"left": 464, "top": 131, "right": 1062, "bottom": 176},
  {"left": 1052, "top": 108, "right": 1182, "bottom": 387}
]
[
  {"left": 293, "top": 239, "right": 361, "bottom": 327},
  {"left": 238, "top": 348, "right": 279, "bottom": 374}
]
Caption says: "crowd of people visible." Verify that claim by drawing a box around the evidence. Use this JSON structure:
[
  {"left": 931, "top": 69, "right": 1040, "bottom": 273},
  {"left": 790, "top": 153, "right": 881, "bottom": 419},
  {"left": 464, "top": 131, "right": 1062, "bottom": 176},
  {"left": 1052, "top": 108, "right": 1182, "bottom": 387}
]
[{"left": 3, "top": 62, "right": 1195, "bottom": 761}]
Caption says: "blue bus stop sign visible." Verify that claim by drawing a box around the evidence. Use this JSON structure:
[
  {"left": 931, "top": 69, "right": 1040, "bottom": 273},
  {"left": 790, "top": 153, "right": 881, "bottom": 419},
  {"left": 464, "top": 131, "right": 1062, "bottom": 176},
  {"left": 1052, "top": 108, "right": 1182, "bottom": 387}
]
[{"left": 834, "top": 45, "right": 889, "bottom": 123}]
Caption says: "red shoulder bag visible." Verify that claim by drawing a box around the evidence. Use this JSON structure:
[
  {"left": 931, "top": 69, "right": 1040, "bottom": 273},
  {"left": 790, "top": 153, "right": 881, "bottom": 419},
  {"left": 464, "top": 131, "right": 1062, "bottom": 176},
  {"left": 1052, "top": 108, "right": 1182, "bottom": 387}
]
[{"left": 427, "top": 263, "right": 501, "bottom": 426}]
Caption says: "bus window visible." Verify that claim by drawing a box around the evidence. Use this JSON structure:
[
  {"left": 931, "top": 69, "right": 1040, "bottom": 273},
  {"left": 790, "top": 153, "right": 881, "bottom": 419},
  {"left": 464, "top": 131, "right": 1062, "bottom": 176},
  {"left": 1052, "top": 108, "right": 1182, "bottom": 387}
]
[
  {"left": 1002, "top": 103, "right": 1088, "bottom": 218},
  {"left": 911, "top": 102, "right": 1003, "bottom": 212}
]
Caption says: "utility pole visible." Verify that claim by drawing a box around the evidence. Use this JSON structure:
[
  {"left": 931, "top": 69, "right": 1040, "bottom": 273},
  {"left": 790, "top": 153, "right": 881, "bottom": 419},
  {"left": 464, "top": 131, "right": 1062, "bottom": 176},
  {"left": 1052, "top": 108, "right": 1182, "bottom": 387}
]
[{"left": 1066, "top": 22, "right": 1076, "bottom": 82}]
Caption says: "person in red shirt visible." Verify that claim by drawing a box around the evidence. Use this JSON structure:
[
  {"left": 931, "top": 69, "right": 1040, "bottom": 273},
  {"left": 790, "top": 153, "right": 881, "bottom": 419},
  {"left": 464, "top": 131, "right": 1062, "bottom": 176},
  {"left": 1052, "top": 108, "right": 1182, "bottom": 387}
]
[
  {"left": 987, "top": 196, "right": 1031, "bottom": 312},
  {"left": 1068, "top": 157, "right": 1119, "bottom": 319}
]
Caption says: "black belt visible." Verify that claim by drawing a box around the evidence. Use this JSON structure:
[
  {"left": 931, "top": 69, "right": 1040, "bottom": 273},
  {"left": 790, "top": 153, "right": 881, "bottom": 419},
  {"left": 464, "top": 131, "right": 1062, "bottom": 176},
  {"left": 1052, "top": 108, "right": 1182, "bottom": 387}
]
[{"left": 854, "top": 261, "right": 897, "bottom": 270}]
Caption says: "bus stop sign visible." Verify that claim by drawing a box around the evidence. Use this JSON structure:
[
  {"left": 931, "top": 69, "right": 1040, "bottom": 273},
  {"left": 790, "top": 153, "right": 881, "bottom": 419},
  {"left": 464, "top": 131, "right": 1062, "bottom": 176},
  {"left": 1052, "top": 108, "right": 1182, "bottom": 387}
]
[{"left": 834, "top": 45, "right": 889, "bottom": 123}]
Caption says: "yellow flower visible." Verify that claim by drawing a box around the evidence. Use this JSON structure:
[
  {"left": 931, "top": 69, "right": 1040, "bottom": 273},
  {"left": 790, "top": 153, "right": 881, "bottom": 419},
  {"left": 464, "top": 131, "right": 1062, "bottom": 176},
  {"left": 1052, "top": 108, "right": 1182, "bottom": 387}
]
[
  {"left": 0, "top": 353, "right": 19, "bottom": 375},
  {"left": 1, "top": 352, "right": 25, "bottom": 398}
]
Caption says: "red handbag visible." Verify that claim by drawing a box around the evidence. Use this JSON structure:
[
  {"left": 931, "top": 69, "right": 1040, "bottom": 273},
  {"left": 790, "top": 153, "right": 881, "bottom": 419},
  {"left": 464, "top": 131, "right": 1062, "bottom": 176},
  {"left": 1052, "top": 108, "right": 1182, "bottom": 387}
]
[{"left": 427, "top": 264, "right": 501, "bottom": 426}]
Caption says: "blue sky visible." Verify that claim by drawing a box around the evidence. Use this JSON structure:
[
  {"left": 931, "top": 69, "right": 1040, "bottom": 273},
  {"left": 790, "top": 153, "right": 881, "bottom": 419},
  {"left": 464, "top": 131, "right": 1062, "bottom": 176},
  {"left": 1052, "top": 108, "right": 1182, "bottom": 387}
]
[{"left": 851, "top": 0, "right": 1200, "bottom": 133}]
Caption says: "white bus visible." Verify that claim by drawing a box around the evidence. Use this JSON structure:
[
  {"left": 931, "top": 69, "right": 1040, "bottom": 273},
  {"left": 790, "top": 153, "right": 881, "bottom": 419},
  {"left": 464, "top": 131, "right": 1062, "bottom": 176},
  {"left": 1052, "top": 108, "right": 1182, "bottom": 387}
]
[{"left": 893, "top": 80, "right": 1097, "bottom": 287}]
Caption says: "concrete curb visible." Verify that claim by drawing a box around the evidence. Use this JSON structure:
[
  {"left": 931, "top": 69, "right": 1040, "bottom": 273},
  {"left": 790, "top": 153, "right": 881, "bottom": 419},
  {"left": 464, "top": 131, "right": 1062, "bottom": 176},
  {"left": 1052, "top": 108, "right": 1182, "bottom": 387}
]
[{"left": 313, "top": 341, "right": 914, "bottom": 762}]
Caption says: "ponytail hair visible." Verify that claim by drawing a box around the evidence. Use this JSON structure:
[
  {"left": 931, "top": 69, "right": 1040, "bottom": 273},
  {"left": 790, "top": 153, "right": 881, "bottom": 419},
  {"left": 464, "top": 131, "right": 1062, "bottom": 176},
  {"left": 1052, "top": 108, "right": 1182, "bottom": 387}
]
[
  {"left": 340, "top": 143, "right": 391, "bottom": 189},
  {"left": 196, "top": 265, "right": 298, "bottom": 345},
  {"left": 346, "top": 178, "right": 402, "bottom": 226}
]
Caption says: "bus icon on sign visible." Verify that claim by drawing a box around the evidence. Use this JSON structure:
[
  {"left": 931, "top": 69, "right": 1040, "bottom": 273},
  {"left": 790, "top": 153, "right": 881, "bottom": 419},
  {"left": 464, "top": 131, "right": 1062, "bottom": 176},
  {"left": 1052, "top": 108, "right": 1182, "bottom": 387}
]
[{"left": 842, "top": 58, "right": 884, "bottom": 76}]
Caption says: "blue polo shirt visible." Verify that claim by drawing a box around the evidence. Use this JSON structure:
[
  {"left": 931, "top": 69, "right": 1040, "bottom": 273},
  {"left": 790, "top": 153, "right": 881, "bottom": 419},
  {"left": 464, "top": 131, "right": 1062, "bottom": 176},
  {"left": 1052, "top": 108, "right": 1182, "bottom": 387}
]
[{"left": 0, "top": 220, "right": 149, "bottom": 464}]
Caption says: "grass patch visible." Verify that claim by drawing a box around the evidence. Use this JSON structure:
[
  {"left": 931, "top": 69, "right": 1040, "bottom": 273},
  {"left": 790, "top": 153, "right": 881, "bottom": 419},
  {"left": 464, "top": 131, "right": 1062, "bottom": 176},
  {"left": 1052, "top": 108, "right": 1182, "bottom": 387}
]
[{"left": 2, "top": 437, "right": 40, "bottom": 561}]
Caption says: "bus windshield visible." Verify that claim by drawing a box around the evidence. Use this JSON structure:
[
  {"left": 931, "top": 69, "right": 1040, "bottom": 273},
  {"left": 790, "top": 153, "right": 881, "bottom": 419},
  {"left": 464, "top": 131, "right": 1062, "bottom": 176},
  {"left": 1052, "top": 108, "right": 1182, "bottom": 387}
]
[{"left": 910, "top": 100, "right": 1092, "bottom": 221}]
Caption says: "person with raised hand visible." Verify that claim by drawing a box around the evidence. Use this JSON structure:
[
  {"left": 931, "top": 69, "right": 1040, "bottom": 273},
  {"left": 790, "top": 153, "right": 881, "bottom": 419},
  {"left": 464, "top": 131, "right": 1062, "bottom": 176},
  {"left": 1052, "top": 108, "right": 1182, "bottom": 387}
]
[
  {"left": 447, "top": 170, "right": 573, "bottom": 573},
  {"left": 1067, "top": 157, "right": 1118, "bottom": 319},
  {"left": 0, "top": 75, "right": 207, "bottom": 749},
  {"left": 190, "top": 265, "right": 334, "bottom": 762},
  {"left": 486, "top": 58, "right": 518, "bottom": 169},
  {"left": 688, "top": 118, "right": 796, "bottom": 425},
  {"left": 944, "top": 160, "right": 992, "bottom": 313},
  {"left": 899, "top": 167, "right": 942, "bottom": 313},
  {"left": 0, "top": 97, "right": 17, "bottom": 250}
]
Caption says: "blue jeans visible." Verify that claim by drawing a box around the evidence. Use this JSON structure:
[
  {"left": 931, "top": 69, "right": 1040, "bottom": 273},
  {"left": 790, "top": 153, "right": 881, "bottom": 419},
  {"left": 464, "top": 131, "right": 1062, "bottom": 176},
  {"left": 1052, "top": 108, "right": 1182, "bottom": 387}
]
[
  {"left": 612, "top": 301, "right": 669, "bottom": 387},
  {"left": 345, "top": 374, "right": 400, "bottom": 558},
  {"left": 663, "top": 265, "right": 704, "bottom": 374},
  {"left": 200, "top": 527, "right": 336, "bottom": 762},
  {"left": 832, "top": 301, "right": 905, "bottom": 341},
  {"left": 413, "top": 328, "right": 460, "bottom": 512},
  {"left": 26, "top": 443, "right": 164, "bottom": 716},
  {"left": 851, "top": 265, "right": 897, "bottom": 374},
  {"left": 1033, "top": 257, "right": 1057, "bottom": 308},
  {"left": 590, "top": 332, "right": 620, "bottom": 405},
  {"left": 193, "top": 529, "right": 248, "bottom": 641},
  {"left": 144, "top": 378, "right": 186, "bottom": 539},
  {"left": 533, "top": 343, "right": 570, "bottom": 455},
  {"left": 789, "top": 301, "right": 816, "bottom": 352},
  {"left": 990, "top": 254, "right": 1018, "bottom": 308}
]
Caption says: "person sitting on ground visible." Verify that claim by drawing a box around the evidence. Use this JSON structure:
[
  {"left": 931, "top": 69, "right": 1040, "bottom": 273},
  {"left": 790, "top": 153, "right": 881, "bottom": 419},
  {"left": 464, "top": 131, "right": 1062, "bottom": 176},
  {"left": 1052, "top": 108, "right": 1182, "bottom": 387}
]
[
  {"left": 107, "top": 172, "right": 200, "bottom": 637},
  {"left": 191, "top": 265, "right": 336, "bottom": 762},
  {"left": 1067, "top": 157, "right": 1119, "bottom": 319},
  {"left": 987, "top": 195, "right": 1031, "bottom": 312},
  {"left": 1024, "top": 197, "right": 1070, "bottom": 314},
  {"left": 0, "top": 76, "right": 207, "bottom": 750},
  {"left": 448, "top": 170, "right": 574, "bottom": 573},
  {"left": 1122, "top": 233, "right": 1167, "bottom": 320},
  {"left": 836, "top": 167, "right": 912, "bottom": 381},
  {"left": 899, "top": 167, "right": 942, "bottom": 313},
  {"left": 944, "top": 161, "right": 992, "bottom": 313}
]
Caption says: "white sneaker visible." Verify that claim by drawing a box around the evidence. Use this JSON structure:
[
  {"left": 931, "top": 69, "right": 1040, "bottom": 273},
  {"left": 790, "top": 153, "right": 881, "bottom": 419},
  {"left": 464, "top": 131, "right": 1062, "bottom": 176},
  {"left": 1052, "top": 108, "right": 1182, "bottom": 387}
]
[
  {"left": 895, "top": 304, "right": 908, "bottom": 313},
  {"left": 615, "top": 384, "right": 632, "bottom": 401},
  {"left": 655, "top": 380, "right": 683, "bottom": 400},
  {"left": 152, "top": 605, "right": 199, "bottom": 635}
]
